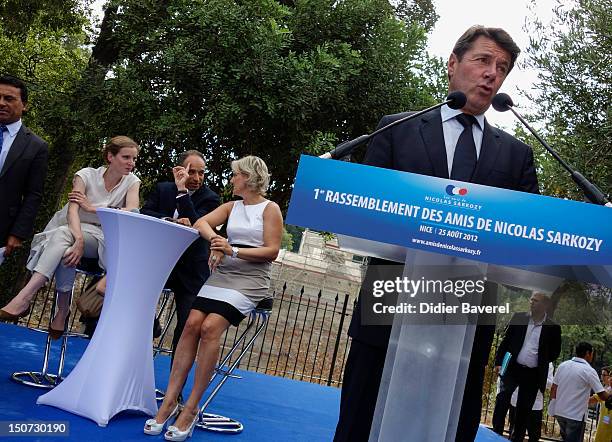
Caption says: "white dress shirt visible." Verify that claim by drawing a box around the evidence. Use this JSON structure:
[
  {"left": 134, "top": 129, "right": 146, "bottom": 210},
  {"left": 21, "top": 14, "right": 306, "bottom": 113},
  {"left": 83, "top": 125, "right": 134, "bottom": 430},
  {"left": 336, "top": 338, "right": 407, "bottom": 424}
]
[
  {"left": 516, "top": 314, "right": 546, "bottom": 368},
  {"left": 440, "top": 105, "right": 485, "bottom": 176},
  {"left": 552, "top": 357, "right": 604, "bottom": 421},
  {"left": 0, "top": 119, "right": 22, "bottom": 174}
]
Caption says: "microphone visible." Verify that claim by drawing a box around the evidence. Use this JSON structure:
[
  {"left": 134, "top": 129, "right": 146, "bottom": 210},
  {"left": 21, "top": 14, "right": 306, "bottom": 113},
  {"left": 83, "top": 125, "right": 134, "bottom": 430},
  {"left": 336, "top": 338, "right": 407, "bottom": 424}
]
[
  {"left": 320, "top": 91, "right": 467, "bottom": 160},
  {"left": 491, "top": 93, "right": 514, "bottom": 112},
  {"left": 493, "top": 93, "right": 610, "bottom": 206}
]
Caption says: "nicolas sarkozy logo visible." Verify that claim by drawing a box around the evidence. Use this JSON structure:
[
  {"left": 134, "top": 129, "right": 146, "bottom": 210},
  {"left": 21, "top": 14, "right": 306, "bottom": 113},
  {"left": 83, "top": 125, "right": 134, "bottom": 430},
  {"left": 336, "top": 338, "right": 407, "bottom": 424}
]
[{"left": 445, "top": 185, "right": 468, "bottom": 196}]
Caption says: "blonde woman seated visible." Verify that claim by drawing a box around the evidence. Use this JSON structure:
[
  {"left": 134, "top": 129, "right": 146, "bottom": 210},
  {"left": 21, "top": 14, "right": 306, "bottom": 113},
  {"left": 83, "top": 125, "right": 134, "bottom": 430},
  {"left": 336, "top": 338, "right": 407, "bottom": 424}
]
[
  {"left": 0, "top": 136, "right": 140, "bottom": 338},
  {"left": 144, "top": 155, "right": 283, "bottom": 441}
]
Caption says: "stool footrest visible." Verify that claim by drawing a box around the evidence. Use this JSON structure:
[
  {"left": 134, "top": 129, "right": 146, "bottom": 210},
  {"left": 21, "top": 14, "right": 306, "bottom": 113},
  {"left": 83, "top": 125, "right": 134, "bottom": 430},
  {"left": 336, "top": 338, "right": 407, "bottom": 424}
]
[
  {"left": 197, "top": 413, "right": 243, "bottom": 433},
  {"left": 25, "top": 327, "right": 87, "bottom": 339},
  {"left": 196, "top": 307, "right": 272, "bottom": 435},
  {"left": 64, "top": 331, "right": 89, "bottom": 339},
  {"left": 12, "top": 371, "right": 62, "bottom": 389},
  {"left": 214, "top": 367, "right": 242, "bottom": 379}
]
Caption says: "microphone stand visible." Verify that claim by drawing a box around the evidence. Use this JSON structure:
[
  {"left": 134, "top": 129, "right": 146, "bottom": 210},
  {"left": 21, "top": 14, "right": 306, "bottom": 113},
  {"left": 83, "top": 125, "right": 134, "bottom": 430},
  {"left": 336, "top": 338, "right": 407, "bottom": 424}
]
[{"left": 494, "top": 94, "right": 610, "bottom": 206}]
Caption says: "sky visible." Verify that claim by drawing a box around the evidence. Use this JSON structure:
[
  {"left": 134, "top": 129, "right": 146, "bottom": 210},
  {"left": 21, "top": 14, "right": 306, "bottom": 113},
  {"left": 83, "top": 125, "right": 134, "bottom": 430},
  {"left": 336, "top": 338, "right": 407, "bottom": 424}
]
[{"left": 427, "top": 0, "right": 556, "bottom": 129}]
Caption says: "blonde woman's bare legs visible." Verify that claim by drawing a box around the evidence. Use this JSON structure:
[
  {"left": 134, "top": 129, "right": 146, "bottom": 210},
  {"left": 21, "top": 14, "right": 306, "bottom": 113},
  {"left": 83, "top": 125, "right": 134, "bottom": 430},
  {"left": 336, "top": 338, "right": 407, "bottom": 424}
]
[
  {"left": 153, "top": 309, "right": 206, "bottom": 424},
  {"left": 172, "top": 313, "right": 230, "bottom": 431}
]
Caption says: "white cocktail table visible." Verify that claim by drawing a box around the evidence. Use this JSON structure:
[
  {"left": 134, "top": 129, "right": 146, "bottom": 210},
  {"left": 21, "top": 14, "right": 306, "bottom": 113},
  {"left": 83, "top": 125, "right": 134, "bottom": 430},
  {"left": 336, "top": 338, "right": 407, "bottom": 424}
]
[{"left": 37, "top": 208, "right": 198, "bottom": 426}]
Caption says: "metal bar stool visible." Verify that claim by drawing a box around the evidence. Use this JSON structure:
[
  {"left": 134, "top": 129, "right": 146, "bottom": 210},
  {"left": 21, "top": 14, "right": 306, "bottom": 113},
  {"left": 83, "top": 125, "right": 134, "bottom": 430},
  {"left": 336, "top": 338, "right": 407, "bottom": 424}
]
[
  {"left": 154, "top": 288, "right": 176, "bottom": 401},
  {"left": 153, "top": 288, "right": 176, "bottom": 358},
  {"left": 197, "top": 297, "right": 273, "bottom": 434},
  {"left": 12, "top": 258, "right": 105, "bottom": 388}
]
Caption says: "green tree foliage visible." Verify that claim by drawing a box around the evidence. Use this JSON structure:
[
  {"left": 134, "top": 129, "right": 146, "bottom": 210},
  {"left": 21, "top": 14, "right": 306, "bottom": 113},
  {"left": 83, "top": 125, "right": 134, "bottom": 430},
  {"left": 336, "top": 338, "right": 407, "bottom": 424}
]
[
  {"left": 0, "top": 0, "right": 445, "bottom": 295},
  {"left": 521, "top": 0, "right": 611, "bottom": 366},
  {"left": 284, "top": 224, "right": 304, "bottom": 252},
  {"left": 551, "top": 281, "right": 612, "bottom": 366},
  {"left": 0, "top": 0, "right": 90, "bottom": 163},
  {"left": 522, "top": 0, "right": 611, "bottom": 200},
  {"left": 74, "top": 0, "right": 445, "bottom": 205},
  {"left": 0, "top": 0, "right": 89, "bottom": 39},
  {"left": 281, "top": 227, "right": 294, "bottom": 251}
]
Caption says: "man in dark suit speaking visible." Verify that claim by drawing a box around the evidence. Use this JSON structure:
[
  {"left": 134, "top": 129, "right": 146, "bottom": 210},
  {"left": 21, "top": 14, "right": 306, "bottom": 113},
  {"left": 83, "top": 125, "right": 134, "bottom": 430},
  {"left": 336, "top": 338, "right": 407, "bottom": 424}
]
[
  {"left": 334, "top": 26, "right": 539, "bottom": 442},
  {"left": 492, "top": 293, "right": 561, "bottom": 441},
  {"left": 0, "top": 76, "right": 48, "bottom": 261},
  {"left": 141, "top": 150, "right": 220, "bottom": 365}
]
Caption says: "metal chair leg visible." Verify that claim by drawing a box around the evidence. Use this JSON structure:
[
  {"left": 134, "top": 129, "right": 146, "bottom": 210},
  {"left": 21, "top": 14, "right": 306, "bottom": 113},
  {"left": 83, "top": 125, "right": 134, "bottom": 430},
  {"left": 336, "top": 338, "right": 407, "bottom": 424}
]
[
  {"left": 153, "top": 305, "right": 176, "bottom": 357},
  {"left": 12, "top": 266, "right": 103, "bottom": 388},
  {"left": 154, "top": 289, "right": 177, "bottom": 400},
  {"left": 197, "top": 307, "right": 271, "bottom": 434},
  {"left": 212, "top": 314, "right": 258, "bottom": 380},
  {"left": 12, "top": 290, "right": 69, "bottom": 388}
]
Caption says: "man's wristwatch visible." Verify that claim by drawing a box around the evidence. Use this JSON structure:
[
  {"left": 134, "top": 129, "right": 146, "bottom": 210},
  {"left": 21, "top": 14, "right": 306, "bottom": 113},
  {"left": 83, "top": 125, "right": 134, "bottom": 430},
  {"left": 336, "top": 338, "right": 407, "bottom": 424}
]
[{"left": 231, "top": 246, "right": 239, "bottom": 258}]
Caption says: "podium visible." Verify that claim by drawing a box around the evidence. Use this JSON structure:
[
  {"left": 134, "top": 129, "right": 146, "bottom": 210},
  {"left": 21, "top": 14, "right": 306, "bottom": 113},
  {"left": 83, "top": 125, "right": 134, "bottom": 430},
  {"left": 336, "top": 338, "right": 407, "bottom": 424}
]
[
  {"left": 37, "top": 209, "right": 198, "bottom": 426},
  {"left": 287, "top": 155, "right": 612, "bottom": 441},
  {"left": 339, "top": 237, "right": 612, "bottom": 441}
]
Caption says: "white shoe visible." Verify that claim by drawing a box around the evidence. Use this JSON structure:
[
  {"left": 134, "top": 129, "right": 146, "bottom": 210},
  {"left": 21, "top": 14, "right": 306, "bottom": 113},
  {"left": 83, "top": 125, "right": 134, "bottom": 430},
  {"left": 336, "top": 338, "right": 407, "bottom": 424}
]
[
  {"left": 144, "top": 403, "right": 180, "bottom": 435},
  {"left": 164, "top": 412, "right": 199, "bottom": 441}
]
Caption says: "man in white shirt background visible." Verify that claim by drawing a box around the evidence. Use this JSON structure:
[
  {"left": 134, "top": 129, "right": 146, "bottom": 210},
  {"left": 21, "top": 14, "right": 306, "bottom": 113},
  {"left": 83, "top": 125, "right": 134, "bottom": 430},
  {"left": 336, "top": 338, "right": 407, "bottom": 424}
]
[
  {"left": 492, "top": 292, "right": 562, "bottom": 441},
  {"left": 550, "top": 342, "right": 612, "bottom": 442}
]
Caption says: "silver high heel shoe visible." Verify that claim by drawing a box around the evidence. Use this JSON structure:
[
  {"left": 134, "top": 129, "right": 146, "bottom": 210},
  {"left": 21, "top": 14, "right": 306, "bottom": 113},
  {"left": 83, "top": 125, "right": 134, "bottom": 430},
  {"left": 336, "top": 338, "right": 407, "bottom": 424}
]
[
  {"left": 144, "top": 403, "right": 180, "bottom": 435},
  {"left": 164, "top": 411, "right": 199, "bottom": 441}
]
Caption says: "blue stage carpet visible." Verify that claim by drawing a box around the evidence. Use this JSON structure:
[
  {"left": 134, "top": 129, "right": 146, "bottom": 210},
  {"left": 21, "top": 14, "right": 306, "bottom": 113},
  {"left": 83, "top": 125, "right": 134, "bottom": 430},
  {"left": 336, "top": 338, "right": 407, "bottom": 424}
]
[{"left": 0, "top": 322, "right": 505, "bottom": 441}]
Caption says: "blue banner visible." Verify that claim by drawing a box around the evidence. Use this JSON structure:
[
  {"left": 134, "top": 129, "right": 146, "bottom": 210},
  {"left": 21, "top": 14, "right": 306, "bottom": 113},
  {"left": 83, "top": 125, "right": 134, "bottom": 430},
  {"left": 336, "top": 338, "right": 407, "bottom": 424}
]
[{"left": 286, "top": 155, "right": 612, "bottom": 266}]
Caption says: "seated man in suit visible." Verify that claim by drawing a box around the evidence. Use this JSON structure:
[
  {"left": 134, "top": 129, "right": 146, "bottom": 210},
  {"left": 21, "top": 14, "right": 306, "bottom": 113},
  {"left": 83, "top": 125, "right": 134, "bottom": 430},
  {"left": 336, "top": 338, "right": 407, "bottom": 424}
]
[
  {"left": 141, "top": 150, "right": 220, "bottom": 368},
  {"left": 0, "top": 75, "right": 48, "bottom": 262},
  {"left": 493, "top": 292, "right": 561, "bottom": 441},
  {"left": 334, "top": 25, "right": 540, "bottom": 442}
]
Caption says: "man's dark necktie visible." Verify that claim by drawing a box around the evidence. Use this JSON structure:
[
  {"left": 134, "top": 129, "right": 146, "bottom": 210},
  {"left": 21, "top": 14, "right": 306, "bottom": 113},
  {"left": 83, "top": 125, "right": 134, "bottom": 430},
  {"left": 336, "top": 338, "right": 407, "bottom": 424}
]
[
  {"left": 0, "top": 125, "right": 7, "bottom": 156},
  {"left": 450, "top": 114, "right": 478, "bottom": 181}
]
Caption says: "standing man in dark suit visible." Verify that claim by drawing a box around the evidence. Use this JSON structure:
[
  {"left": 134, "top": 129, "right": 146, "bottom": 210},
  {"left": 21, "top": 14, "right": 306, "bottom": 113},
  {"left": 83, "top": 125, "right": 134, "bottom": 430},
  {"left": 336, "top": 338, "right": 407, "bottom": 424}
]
[
  {"left": 492, "top": 292, "right": 561, "bottom": 441},
  {"left": 334, "top": 25, "right": 539, "bottom": 442},
  {"left": 141, "top": 150, "right": 220, "bottom": 366},
  {"left": 0, "top": 76, "right": 48, "bottom": 261}
]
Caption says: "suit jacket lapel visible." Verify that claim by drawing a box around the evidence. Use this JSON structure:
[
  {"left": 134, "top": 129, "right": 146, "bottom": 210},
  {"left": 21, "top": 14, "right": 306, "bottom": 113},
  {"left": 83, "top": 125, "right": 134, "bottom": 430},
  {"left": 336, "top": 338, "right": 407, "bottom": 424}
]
[
  {"left": 0, "top": 126, "right": 28, "bottom": 178},
  {"left": 472, "top": 120, "right": 501, "bottom": 184},
  {"left": 419, "top": 108, "right": 449, "bottom": 179}
]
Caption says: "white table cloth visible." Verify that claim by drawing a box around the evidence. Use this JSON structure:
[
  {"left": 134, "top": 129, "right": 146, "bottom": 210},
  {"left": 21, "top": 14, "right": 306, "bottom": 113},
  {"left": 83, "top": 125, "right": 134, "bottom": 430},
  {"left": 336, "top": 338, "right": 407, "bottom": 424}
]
[{"left": 37, "top": 209, "right": 198, "bottom": 426}]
